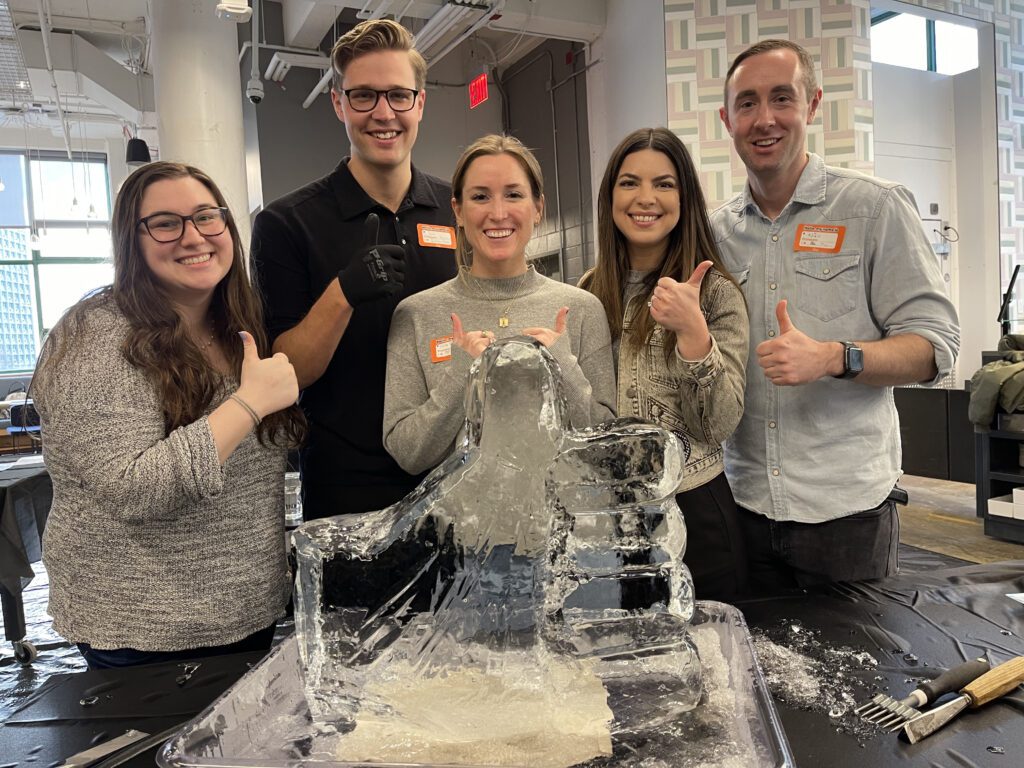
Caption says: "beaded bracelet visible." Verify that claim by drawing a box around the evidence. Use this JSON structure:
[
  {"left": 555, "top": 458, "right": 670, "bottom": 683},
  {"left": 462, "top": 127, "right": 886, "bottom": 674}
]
[{"left": 229, "top": 393, "right": 261, "bottom": 429}]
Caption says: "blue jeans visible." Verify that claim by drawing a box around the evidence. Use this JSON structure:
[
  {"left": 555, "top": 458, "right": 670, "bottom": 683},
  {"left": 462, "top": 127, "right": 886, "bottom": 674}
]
[{"left": 77, "top": 622, "right": 277, "bottom": 669}]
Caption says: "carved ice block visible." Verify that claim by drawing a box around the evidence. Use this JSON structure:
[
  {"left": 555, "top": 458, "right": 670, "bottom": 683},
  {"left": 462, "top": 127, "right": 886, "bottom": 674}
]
[{"left": 292, "top": 337, "right": 701, "bottom": 748}]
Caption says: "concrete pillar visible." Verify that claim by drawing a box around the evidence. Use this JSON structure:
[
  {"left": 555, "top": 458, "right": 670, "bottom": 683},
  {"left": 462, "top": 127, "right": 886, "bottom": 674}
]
[{"left": 150, "top": 0, "right": 250, "bottom": 246}]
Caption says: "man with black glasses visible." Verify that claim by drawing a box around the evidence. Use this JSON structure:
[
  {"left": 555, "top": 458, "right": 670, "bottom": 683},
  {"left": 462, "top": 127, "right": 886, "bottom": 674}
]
[{"left": 251, "top": 18, "right": 456, "bottom": 519}]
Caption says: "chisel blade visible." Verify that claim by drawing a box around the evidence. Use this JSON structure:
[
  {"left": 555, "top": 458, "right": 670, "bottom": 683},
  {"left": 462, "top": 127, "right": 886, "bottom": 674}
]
[{"left": 902, "top": 695, "right": 969, "bottom": 744}]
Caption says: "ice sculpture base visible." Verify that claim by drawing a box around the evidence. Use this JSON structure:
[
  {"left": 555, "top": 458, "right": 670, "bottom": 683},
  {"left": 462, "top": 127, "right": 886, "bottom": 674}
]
[{"left": 158, "top": 602, "right": 794, "bottom": 768}]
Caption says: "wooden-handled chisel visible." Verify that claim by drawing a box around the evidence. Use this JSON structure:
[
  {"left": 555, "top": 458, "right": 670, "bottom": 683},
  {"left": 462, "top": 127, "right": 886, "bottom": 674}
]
[{"left": 902, "top": 656, "right": 1024, "bottom": 744}]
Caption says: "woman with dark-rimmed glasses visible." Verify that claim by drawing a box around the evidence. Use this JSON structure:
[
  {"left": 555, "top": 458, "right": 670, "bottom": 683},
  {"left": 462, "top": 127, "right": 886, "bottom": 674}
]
[{"left": 33, "top": 161, "right": 304, "bottom": 668}]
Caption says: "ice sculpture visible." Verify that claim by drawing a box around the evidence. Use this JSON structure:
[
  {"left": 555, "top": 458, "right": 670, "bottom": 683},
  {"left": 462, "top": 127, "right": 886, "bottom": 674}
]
[{"left": 292, "top": 337, "right": 701, "bottom": 766}]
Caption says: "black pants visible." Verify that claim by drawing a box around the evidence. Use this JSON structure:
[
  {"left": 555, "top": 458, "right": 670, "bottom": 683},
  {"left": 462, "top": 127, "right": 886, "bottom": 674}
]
[
  {"left": 301, "top": 481, "right": 418, "bottom": 520},
  {"left": 676, "top": 472, "right": 748, "bottom": 602},
  {"left": 77, "top": 622, "right": 277, "bottom": 670},
  {"left": 736, "top": 498, "right": 900, "bottom": 596}
]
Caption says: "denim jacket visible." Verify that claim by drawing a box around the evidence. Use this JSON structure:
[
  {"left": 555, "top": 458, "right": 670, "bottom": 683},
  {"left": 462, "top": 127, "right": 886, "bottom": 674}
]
[{"left": 617, "top": 270, "right": 749, "bottom": 491}]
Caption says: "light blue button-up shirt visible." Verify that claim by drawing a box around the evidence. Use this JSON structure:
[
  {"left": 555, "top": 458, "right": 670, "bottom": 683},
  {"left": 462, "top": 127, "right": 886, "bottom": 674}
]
[{"left": 711, "top": 154, "right": 959, "bottom": 523}]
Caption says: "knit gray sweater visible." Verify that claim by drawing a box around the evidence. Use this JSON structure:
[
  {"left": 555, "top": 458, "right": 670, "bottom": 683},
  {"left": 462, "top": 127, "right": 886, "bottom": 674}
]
[
  {"left": 35, "top": 302, "right": 289, "bottom": 651},
  {"left": 384, "top": 269, "right": 616, "bottom": 474}
]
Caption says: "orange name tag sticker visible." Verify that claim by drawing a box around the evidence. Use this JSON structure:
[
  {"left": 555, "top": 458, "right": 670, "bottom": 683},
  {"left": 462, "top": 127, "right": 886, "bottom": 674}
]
[
  {"left": 430, "top": 335, "right": 453, "bottom": 363},
  {"left": 418, "top": 223, "right": 456, "bottom": 249},
  {"left": 794, "top": 224, "right": 846, "bottom": 253}
]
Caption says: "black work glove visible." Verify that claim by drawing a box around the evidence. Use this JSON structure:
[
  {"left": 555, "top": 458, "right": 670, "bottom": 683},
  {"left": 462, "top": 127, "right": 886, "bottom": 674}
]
[{"left": 337, "top": 212, "right": 406, "bottom": 307}]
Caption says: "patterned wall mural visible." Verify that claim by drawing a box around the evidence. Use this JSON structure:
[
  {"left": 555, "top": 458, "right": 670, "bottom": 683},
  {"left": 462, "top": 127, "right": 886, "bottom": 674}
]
[{"left": 664, "top": 0, "right": 1022, "bottom": 285}]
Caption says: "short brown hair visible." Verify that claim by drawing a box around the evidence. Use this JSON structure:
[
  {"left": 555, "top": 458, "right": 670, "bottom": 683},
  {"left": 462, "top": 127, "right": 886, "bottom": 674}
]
[
  {"left": 723, "top": 39, "right": 818, "bottom": 106},
  {"left": 451, "top": 135, "right": 544, "bottom": 272},
  {"left": 331, "top": 18, "right": 427, "bottom": 91}
]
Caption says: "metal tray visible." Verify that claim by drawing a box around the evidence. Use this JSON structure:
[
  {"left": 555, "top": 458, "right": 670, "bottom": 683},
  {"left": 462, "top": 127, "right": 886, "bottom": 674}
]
[{"left": 158, "top": 601, "right": 793, "bottom": 768}]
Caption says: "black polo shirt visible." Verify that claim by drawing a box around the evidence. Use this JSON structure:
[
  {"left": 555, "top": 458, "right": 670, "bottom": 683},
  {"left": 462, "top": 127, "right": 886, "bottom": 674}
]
[{"left": 250, "top": 159, "right": 457, "bottom": 508}]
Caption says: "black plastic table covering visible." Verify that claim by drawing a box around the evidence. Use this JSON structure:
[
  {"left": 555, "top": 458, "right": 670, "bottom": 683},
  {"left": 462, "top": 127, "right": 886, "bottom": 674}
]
[
  {"left": 2, "top": 561, "right": 1022, "bottom": 768},
  {"left": 0, "top": 463, "right": 51, "bottom": 644}
]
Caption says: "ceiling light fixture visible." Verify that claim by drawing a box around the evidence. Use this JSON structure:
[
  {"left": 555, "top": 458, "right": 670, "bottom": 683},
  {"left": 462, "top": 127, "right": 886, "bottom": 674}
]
[
  {"left": 126, "top": 136, "right": 150, "bottom": 165},
  {"left": 414, "top": 0, "right": 501, "bottom": 65}
]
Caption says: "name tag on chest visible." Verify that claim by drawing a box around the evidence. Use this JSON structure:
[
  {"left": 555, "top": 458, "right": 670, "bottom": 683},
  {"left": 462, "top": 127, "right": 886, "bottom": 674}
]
[
  {"left": 418, "top": 223, "right": 456, "bottom": 249},
  {"left": 431, "top": 335, "right": 453, "bottom": 363},
  {"left": 794, "top": 224, "right": 846, "bottom": 253}
]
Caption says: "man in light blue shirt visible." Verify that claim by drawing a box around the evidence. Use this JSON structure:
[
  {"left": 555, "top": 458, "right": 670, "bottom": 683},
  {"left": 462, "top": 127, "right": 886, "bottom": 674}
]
[{"left": 711, "top": 40, "right": 959, "bottom": 592}]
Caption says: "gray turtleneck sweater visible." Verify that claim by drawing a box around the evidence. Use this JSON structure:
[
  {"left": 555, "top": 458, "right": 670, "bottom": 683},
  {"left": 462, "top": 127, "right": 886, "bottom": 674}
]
[{"left": 384, "top": 268, "right": 616, "bottom": 474}]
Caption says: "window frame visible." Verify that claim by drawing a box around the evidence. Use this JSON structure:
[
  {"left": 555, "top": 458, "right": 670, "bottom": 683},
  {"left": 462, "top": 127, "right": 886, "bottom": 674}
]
[
  {"left": 0, "top": 148, "right": 112, "bottom": 374},
  {"left": 870, "top": 11, "right": 954, "bottom": 74}
]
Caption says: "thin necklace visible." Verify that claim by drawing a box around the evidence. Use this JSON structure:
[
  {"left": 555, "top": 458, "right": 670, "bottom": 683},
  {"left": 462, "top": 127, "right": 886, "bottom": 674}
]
[
  {"left": 193, "top": 325, "right": 215, "bottom": 351},
  {"left": 463, "top": 265, "right": 532, "bottom": 327}
]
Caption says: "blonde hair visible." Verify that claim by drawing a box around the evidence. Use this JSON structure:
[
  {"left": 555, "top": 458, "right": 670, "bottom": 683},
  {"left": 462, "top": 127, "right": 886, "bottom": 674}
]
[
  {"left": 451, "top": 134, "right": 544, "bottom": 271},
  {"left": 331, "top": 18, "right": 427, "bottom": 90}
]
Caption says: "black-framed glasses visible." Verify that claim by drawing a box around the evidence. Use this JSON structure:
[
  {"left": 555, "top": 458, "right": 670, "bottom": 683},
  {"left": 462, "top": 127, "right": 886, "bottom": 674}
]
[
  {"left": 342, "top": 88, "right": 420, "bottom": 113},
  {"left": 139, "top": 207, "right": 229, "bottom": 243}
]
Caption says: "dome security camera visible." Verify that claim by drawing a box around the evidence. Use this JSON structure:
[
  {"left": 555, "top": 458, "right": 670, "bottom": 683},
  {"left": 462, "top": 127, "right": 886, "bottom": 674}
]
[
  {"left": 216, "top": 3, "right": 253, "bottom": 23},
  {"left": 246, "top": 77, "right": 264, "bottom": 105}
]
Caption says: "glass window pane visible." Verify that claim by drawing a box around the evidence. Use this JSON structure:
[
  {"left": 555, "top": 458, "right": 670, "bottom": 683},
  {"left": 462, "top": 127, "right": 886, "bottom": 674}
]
[
  {"left": 935, "top": 20, "right": 978, "bottom": 75},
  {"left": 0, "top": 226, "right": 31, "bottom": 261},
  {"left": 0, "top": 154, "right": 29, "bottom": 227},
  {"left": 37, "top": 227, "right": 111, "bottom": 260},
  {"left": 31, "top": 159, "right": 110, "bottom": 221},
  {"left": 37, "top": 262, "right": 113, "bottom": 332},
  {"left": 0, "top": 262, "right": 38, "bottom": 371},
  {"left": 871, "top": 14, "right": 928, "bottom": 71}
]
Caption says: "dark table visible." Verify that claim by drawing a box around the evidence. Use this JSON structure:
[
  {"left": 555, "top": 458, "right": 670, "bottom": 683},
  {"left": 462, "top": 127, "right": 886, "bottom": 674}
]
[
  {"left": 2, "top": 562, "right": 1022, "bottom": 768},
  {"left": 735, "top": 561, "right": 1024, "bottom": 767},
  {"left": 0, "top": 460, "right": 51, "bottom": 661}
]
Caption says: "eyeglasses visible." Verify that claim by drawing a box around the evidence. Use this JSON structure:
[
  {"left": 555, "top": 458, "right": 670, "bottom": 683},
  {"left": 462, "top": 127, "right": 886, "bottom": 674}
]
[
  {"left": 342, "top": 88, "right": 419, "bottom": 113},
  {"left": 139, "top": 207, "right": 229, "bottom": 243}
]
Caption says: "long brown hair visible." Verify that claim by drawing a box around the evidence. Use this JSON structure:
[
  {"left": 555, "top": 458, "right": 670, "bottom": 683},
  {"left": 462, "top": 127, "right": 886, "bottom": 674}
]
[
  {"left": 581, "top": 127, "right": 738, "bottom": 359},
  {"left": 451, "top": 134, "right": 544, "bottom": 272},
  {"left": 34, "top": 161, "right": 304, "bottom": 446}
]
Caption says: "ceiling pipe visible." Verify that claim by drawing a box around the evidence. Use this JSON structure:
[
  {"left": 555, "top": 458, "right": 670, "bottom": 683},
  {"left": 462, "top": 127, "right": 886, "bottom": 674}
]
[
  {"left": 424, "top": 0, "right": 505, "bottom": 67},
  {"left": 249, "top": 0, "right": 261, "bottom": 89},
  {"left": 35, "top": 0, "right": 74, "bottom": 159},
  {"left": 237, "top": 40, "right": 322, "bottom": 64},
  {"left": 302, "top": 68, "right": 333, "bottom": 110}
]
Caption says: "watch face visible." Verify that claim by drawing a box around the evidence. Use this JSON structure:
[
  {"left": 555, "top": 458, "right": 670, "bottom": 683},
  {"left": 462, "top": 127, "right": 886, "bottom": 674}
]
[{"left": 848, "top": 345, "right": 864, "bottom": 374}]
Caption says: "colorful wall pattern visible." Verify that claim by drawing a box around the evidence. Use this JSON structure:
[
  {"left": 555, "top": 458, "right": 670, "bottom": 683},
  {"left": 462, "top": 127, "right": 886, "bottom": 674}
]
[{"left": 665, "top": 0, "right": 1021, "bottom": 278}]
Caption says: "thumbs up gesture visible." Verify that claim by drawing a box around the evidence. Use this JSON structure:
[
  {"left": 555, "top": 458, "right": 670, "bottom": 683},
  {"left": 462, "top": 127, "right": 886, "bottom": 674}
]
[
  {"left": 235, "top": 331, "right": 299, "bottom": 418},
  {"left": 649, "top": 260, "right": 714, "bottom": 359},
  {"left": 756, "top": 300, "right": 841, "bottom": 386},
  {"left": 522, "top": 306, "right": 569, "bottom": 348},
  {"left": 336, "top": 212, "right": 407, "bottom": 307}
]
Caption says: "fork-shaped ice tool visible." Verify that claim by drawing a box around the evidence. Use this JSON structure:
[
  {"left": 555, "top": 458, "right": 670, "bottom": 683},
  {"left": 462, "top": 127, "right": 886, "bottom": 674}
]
[{"left": 854, "top": 657, "right": 991, "bottom": 730}]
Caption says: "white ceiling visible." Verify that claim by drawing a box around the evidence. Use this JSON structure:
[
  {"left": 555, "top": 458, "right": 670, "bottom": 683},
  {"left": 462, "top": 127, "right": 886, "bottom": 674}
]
[
  {"left": 1, "top": 0, "right": 147, "bottom": 140},
  {"left": 0, "top": 1, "right": 606, "bottom": 146}
]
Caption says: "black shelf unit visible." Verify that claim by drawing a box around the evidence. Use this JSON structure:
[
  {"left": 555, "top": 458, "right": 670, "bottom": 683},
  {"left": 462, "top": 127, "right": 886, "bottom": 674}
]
[{"left": 974, "top": 427, "right": 1024, "bottom": 543}]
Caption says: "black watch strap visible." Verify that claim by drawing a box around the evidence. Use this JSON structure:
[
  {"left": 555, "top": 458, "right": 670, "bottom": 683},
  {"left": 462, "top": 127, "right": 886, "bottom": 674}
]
[{"left": 835, "top": 341, "right": 864, "bottom": 379}]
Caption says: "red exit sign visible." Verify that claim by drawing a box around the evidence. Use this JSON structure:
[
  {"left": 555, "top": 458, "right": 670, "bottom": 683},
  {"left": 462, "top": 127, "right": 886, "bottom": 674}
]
[{"left": 468, "top": 72, "right": 488, "bottom": 109}]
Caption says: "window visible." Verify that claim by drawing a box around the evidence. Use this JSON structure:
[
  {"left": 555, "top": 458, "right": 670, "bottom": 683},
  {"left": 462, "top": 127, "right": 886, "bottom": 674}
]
[
  {"left": 871, "top": 10, "right": 978, "bottom": 76},
  {"left": 0, "top": 150, "right": 112, "bottom": 373},
  {"left": 934, "top": 21, "right": 979, "bottom": 76}
]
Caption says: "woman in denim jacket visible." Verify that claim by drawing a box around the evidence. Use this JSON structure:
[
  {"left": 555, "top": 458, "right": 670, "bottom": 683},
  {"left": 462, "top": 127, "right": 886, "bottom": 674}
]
[{"left": 581, "top": 128, "right": 749, "bottom": 600}]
